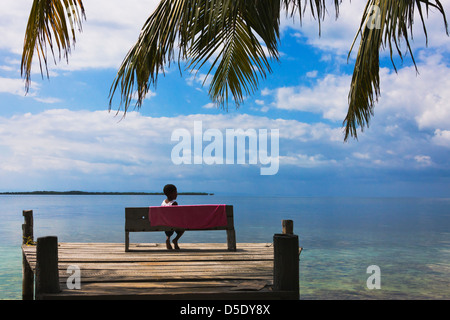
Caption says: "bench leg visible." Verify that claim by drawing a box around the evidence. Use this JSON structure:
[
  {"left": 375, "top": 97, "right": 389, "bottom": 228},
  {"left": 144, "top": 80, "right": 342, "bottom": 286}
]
[
  {"left": 125, "top": 231, "right": 129, "bottom": 252},
  {"left": 226, "top": 229, "right": 236, "bottom": 251}
]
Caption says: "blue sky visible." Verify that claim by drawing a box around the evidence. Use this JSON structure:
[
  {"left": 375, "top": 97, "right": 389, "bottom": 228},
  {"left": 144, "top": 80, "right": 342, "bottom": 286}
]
[{"left": 1, "top": 0, "right": 450, "bottom": 197}]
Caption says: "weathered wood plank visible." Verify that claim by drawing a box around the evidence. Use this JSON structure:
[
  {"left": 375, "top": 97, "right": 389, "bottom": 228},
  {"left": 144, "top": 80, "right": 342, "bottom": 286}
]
[
  {"left": 24, "top": 253, "right": 273, "bottom": 260},
  {"left": 23, "top": 243, "right": 274, "bottom": 264},
  {"left": 22, "top": 241, "right": 299, "bottom": 300},
  {"left": 58, "top": 273, "right": 273, "bottom": 283},
  {"left": 40, "top": 287, "right": 296, "bottom": 300}
]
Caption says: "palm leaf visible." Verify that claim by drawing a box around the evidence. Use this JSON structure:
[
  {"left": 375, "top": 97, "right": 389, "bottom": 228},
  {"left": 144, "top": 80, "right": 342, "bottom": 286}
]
[
  {"left": 186, "top": 1, "right": 282, "bottom": 109},
  {"left": 20, "top": 0, "right": 448, "bottom": 143},
  {"left": 344, "top": 0, "right": 448, "bottom": 141},
  {"left": 281, "top": 0, "right": 343, "bottom": 35},
  {"left": 21, "top": 0, "right": 86, "bottom": 92},
  {"left": 109, "top": 0, "right": 281, "bottom": 111},
  {"left": 109, "top": 0, "right": 187, "bottom": 112},
  {"left": 109, "top": 0, "right": 344, "bottom": 112}
]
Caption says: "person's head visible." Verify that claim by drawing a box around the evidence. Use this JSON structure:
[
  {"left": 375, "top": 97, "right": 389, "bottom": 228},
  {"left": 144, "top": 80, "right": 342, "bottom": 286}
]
[{"left": 163, "top": 184, "right": 177, "bottom": 201}]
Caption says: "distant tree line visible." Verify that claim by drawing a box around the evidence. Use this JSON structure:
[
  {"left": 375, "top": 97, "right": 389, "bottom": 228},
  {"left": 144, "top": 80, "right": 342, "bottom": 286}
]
[{"left": 0, "top": 191, "right": 213, "bottom": 195}]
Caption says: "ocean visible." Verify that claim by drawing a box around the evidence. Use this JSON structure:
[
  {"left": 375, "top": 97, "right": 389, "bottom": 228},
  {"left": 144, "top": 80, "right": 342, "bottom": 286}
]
[{"left": 0, "top": 195, "right": 449, "bottom": 299}]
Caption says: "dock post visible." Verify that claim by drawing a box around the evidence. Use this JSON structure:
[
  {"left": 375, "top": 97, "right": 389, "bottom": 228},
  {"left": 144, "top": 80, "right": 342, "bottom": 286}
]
[
  {"left": 22, "top": 210, "right": 34, "bottom": 244},
  {"left": 282, "top": 219, "right": 294, "bottom": 235},
  {"left": 35, "top": 236, "right": 61, "bottom": 299},
  {"left": 226, "top": 205, "right": 237, "bottom": 251},
  {"left": 125, "top": 231, "right": 130, "bottom": 252},
  {"left": 274, "top": 220, "right": 299, "bottom": 300},
  {"left": 22, "top": 210, "right": 34, "bottom": 300}
]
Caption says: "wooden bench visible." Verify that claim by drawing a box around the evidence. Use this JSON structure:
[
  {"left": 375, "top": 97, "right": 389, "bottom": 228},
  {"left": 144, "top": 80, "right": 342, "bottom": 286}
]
[{"left": 125, "top": 205, "right": 236, "bottom": 251}]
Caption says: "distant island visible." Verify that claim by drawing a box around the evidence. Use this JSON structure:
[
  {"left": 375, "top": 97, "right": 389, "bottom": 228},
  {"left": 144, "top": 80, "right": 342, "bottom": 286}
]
[{"left": 0, "top": 191, "right": 214, "bottom": 195}]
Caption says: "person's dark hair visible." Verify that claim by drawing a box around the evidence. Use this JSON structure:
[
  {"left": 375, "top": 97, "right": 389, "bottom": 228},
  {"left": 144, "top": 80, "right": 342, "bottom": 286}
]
[{"left": 163, "top": 184, "right": 177, "bottom": 197}]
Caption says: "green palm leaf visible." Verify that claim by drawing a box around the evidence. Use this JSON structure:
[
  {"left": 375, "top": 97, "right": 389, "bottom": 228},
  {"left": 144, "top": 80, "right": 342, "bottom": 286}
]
[
  {"left": 109, "top": 0, "right": 285, "bottom": 112},
  {"left": 108, "top": 0, "right": 344, "bottom": 111},
  {"left": 345, "top": 0, "right": 448, "bottom": 141},
  {"left": 21, "top": 0, "right": 85, "bottom": 92},
  {"left": 186, "top": 1, "right": 282, "bottom": 109},
  {"left": 20, "top": 0, "right": 448, "bottom": 142}
]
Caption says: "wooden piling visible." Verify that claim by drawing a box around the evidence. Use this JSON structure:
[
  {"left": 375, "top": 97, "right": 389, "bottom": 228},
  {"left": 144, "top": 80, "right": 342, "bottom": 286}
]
[
  {"left": 274, "top": 219, "right": 299, "bottom": 299},
  {"left": 35, "top": 236, "right": 60, "bottom": 299},
  {"left": 22, "top": 210, "right": 34, "bottom": 300},
  {"left": 226, "top": 206, "right": 237, "bottom": 251},
  {"left": 282, "top": 219, "right": 294, "bottom": 235},
  {"left": 22, "top": 210, "right": 33, "bottom": 244}
]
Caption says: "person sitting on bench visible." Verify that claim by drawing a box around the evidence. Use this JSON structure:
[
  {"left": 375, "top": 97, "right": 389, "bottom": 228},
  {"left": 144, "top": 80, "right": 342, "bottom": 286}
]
[{"left": 161, "top": 184, "right": 185, "bottom": 250}]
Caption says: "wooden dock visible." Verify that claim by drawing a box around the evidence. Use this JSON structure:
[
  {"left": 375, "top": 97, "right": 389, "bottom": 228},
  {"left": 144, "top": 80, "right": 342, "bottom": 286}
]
[{"left": 21, "top": 211, "right": 301, "bottom": 300}]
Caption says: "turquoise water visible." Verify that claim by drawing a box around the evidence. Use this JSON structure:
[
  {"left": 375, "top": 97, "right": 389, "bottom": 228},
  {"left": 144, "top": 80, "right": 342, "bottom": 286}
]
[{"left": 0, "top": 195, "right": 449, "bottom": 299}]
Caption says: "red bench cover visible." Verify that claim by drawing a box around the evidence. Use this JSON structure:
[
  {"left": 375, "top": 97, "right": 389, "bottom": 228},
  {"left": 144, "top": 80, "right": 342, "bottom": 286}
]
[{"left": 148, "top": 205, "right": 228, "bottom": 229}]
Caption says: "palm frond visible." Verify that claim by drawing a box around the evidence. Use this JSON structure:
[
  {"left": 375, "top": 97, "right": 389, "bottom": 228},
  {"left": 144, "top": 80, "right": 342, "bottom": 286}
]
[
  {"left": 281, "top": 0, "right": 343, "bottom": 35},
  {"left": 109, "top": 0, "right": 284, "bottom": 112},
  {"left": 20, "top": 0, "right": 449, "bottom": 143},
  {"left": 109, "top": 0, "right": 190, "bottom": 112},
  {"left": 186, "top": 0, "right": 282, "bottom": 109},
  {"left": 21, "top": 0, "right": 86, "bottom": 92},
  {"left": 344, "top": 0, "right": 448, "bottom": 141}
]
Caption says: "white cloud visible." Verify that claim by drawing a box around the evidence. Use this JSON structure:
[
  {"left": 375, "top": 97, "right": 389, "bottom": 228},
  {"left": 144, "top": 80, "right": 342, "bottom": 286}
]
[
  {"left": 0, "top": 76, "right": 62, "bottom": 104},
  {"left": 0, "top": 110, "right": 160, "bottom": 174},
  {"left": 281, "top": 0, "right": 450, "bottom": 56},
  {"left": 2, "top": 0, "right": 449, "bottom": 76},
  {"left": 432, "top": 129, "right": 450, "bottom": 148},
  {"left": 130, "top": 90, "right": 157, "bottom": 102},
  {"left": 376, "top": 54, "right": 450, "bottom": 131},
  {"left": 0, "top": 65, "right": 15, "bottom": 72},
  {"left": 414, "top": 155, "right": 433, "bottom": 166},
  {"left": 0, "top": 1, "right": 33, "bottom": 53},
  {"left": 404, "top": 0, "right": 450, "bottom": 52},
  {"left": 353, "top": 152, "right": 370, "bottom": 160},
  {"left": 0, "top": 77, "right": 31, "bottom": 96},
  {"left": 306, "top": 70, "right": 318, "bottom": 78},
  {"left": 202, "top": 103, "right": 216, "bottom": 109},
  {"left": 0, "top": 109, "right": 449, "bottom": 193},
  {"left": 33, "top": 97, "right": 63, "bottom": 104},
  {"left": 274, "top": 73, "right": 350, "bottom": 121},
  {"left": 0, "top": 0, "right": 161, "bottom": 71},
  {"left": 261, "top": 88, "right": 272, "bottom": 96},
  {"left": 280, "top": 153, "right": 337, "bottom": 168},
  {"left": 186, "top": 71, "right": 212, "bottom": 88},
  {"left": 268, "top": 53, "right": 450, "bottom": 138},
  {"left": 280, "top": 0, "right": 367, "bottom": 55},
  {"left": 0, "top": 110, "right": 346, "bottom": 183},
  {"left": 0, "top": 2, "right": 449, "bottom": 195}
]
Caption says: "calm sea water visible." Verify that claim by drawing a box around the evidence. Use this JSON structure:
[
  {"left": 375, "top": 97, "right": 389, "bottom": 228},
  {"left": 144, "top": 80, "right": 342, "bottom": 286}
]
[{"left": 0, "top": 195, "right": 449, "bottom": 300}]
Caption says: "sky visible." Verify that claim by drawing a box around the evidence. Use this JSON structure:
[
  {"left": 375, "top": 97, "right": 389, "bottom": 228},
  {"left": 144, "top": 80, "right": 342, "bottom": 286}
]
[{"left": 1, "top": 0, "right": 450, "bottom": 197}]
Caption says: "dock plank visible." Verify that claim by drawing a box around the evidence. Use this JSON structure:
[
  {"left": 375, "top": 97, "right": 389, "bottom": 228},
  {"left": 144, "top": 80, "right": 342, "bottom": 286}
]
[{"left": 22, "top": 242, "right": 298, "bottom": 300}]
